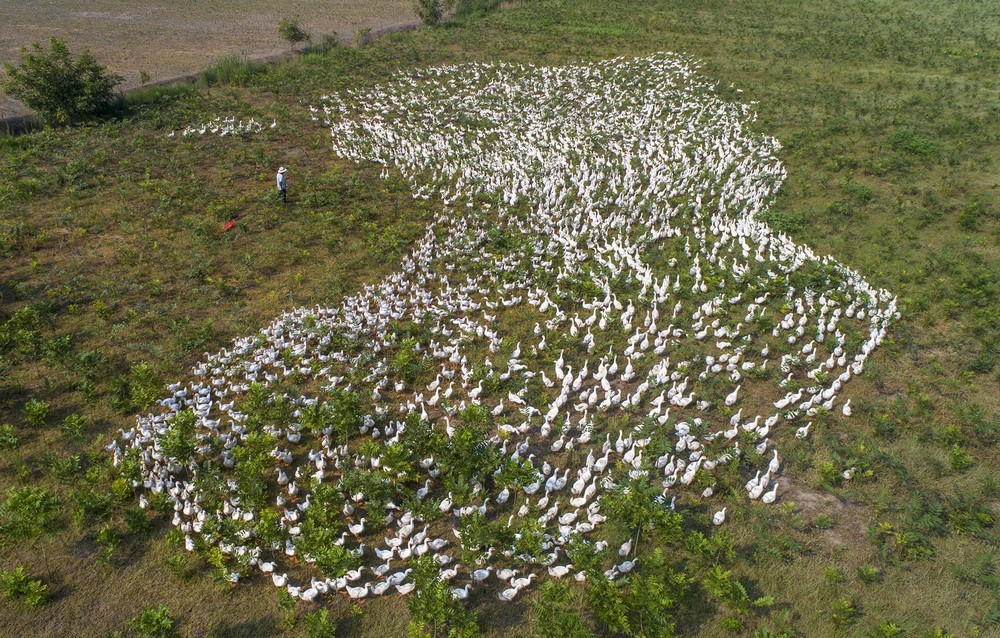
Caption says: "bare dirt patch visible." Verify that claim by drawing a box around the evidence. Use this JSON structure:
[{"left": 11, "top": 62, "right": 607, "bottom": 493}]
[
  {"left": 0, "top": 0, "right": 415, "bottom": 119},
  {"left": 787, "top": 480, "right": 869, "bottom": 548}
]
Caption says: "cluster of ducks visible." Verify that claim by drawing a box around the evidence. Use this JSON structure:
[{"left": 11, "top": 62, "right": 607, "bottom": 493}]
[
  {"left": 116, "top": 53, "right": 897, "bottom": 604},
  {"left": 168, "top": 116, "right": 277, "bottom": 138}
]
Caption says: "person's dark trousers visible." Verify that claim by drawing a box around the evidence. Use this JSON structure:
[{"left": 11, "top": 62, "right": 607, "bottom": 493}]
[{"left": 279, "top": 188, "right": 287, "bottom": 203}]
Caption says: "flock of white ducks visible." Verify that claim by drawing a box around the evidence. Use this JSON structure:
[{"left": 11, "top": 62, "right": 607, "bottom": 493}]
[
  {"left": 115, "top": 53, "right": 897, "bottom": 604},
  {"left": 169, "top": 116, "right": 277, "bottom": 138}
]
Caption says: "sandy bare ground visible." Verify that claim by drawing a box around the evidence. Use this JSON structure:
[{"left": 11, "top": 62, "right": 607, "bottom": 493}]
[{"left": 0, "top": 0, "right": 415, "bottom": 120}]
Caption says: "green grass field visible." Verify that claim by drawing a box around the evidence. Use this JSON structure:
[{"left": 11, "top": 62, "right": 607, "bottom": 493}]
[{"left": 1, "top": 0, "right": 998, "bottom": 636}]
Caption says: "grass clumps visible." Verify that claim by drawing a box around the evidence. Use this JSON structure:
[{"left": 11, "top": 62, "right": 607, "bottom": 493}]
[{"left": 196, "top": 55, "right": 269, "bottom": 88}]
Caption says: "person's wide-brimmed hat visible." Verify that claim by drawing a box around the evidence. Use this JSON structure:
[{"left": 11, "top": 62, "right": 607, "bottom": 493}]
[{"left": 278, "top": 167, "right": 287, "bottom": 173}]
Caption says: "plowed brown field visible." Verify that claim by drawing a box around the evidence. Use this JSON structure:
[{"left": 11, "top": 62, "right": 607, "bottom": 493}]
[{"left": 0, "top": 0, "right": 414, "bottom": 119}]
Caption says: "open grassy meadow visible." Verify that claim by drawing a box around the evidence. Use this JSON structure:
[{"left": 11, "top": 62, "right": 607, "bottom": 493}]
[{"left": 1, "top": 1, "right": 998, "bottom": 637}]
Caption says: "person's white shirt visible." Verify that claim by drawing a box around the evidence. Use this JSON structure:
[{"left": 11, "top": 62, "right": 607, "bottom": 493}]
[{"left": 276, "top": 172, "right": 286, "bottom": 189}]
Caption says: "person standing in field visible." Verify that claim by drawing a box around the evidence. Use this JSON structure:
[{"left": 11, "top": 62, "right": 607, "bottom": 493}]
[{"left": 276, "top": 166, "right": 287, "bottom": 203}]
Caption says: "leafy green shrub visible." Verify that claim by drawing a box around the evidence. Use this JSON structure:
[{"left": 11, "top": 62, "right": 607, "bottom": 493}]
[
  {"left": 948, "top": 445, "right": 972, "bottom": 472},
  {"left": 304, "top": 608, "right": 337, "bottom": 638},
  {"left": 0, "top": 425, "right": 17, "bottom": 451},
  {"left": 968, "top": 341, "right": 998, "bottom": 374},
  {"left": 393, "top": 337, "right": 434, "bottom": 387},
  {"left": 278, "top": 15, "right": 311, "bottom": 49},
  {"left": 0, "top": 486, "right": 62, "bottom": 549},
  {"left": 857, "top": 565, "right": 881, "bottom": 583},
  {"left": 277, "top": 589, "right": 297, "bottom": 629},
  {"left": 0, "top": 566, "right": 48, "bottom": 606},
  {"left": 817, "top": 461, "right": 841, "bottom": 487},
  {"left": 958, "top": 197, "right": 988, "bottom": 231},
  {"left": 823, "top": 566, "right": 844, "bottom": 584},
  {"left": 870, "top": 621, "right": 905, "bottom": 637},
  {"left": 889, "top": 128, "right": 939, "bottom": 157},
  {"left": 300, "top": 401, "right": 332, "bottom": 434},
  {"left": 841, "top": 178, "right": 876, "bottom": 202},
  {"left": 753, "top": 596, "right": 776, "bottom": 609},
  {"left": 123, "top": 507, "right": 150, "bottom": 534},
  {"left": 49, "top": 454, "right": 82, "bottom": 483},
  {"left": 60, "top": 413, "right": 86, "bottom": 441},
  {"left": 129, "top": 605, "right": 178, "bottom": 638},
  {"left": 722, "top": 616, "right": 745, "bottom": 632},
  {"left": 984, "top": 601, "right": 1000, "bottom": 627},
  {"left": 108, "top": 361, "right": 162, "bottom": 413},
  {"left": 22, "top": 399, "right": 49, "bottom": 427},
  {"left": 2, "top": 38, "right": 122, "bottom": 126},
  {"left": 96, "top": 524, "right": 120, "bottom": 565},
  {"left": 587, "top": 552, "right": 688, "bottom": 637},
  {"left": 414, "top": 0, "right": 454, "bottom": 25},
  {"left": 73, "top": 487, "right": 114, "bottom": 527},
  {"left": 166, "top": 554, "right": 193, "bottom": 581},
  {"left": 703, "top": 564, "right": 751, "bottom": 613},
  {"left": 320, "top": 33, "right": 340, "bottom": 52},
  {"left": 533, "top": 581, "right": 593, "bottom": 638},
  {"left": 830, "top": 597, "right": 859, "bottom": 628},
  {"left": 160, "top": 410, "right": 197, "bottom": 464},
  {"left": 870, "top": 521, "right": 935, "bottom": 563},
  {"left": 0, "top": 307, "right": 43, "bottom": 359},
  {"left": 407, "top": 556, "right": 479, "bottom": 638}
]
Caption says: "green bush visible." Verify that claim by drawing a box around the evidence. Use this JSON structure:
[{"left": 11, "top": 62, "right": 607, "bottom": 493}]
[
  {"left": 0, "top": 425, "right": 17, "bottom": 451},
  {"left": 22, "top": 399, "right": 49, "bottom": 428},
  {"left": 278, "top": 15, "right": 311, "bottom": 48},
  {"left": 96, "top": 524, "right": 120, "bottom": 565},
  {"left": 0, "top": 486, "right": 62, "bottom": 548},
  {"left": 870, "top": 621, "right": 905, "bottom": 637},
  {"left": 304, "top": 608, "right": 337, "bottom": 638},
  {"left": 123, "top": 507, "right": 150, "bottom": 534},
  {"left": 857, "top": 565, "right": 881, "bottom": 583},
  {"left": 830, "top": 597, "right": 859, "bottom": 628},
  {"left": 703, "top": 564, "right": 751, "bottom": 613},
  {"left": 407, "top": 556, "right": 479, "bottom": 638},
  {"left": 948, "top": 445, "right": 972, "bottom": 472},
  {"left": 129, "top": 605, "right": 178, "bottom": 638},
  {"left": 817, "top": 461, "right": 841, "bottom": 487},
  {"left": 0, "top": 566, "right": 48, "bottom": 606},
  {"left": 823, "top": 566, "right": 844, "bottom": 584},
  {"left": 414, "top": 0, "right": 454, "bottom": 25},
  {"left": 2, "top": 38, "right": 122, "bottom": 126},
  {"left": 277, "top": 589, "right": 297, "bottom": 629},
  {"left": 160, "top": 410, "right": 197, "bottom": 464},
  {"left": 533, "top": 581, "right": 594, "bottom": 638},
  {"left": 108, "top": 361, "right": 162, "bottom": 413},
  {"left": 60, "top": 413, "right": 86, "bottom": 441}
]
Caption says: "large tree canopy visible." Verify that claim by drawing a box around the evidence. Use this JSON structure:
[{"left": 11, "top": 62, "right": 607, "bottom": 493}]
[{"left": 3, "top": 37, "right": 122, "bottom": 126}]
